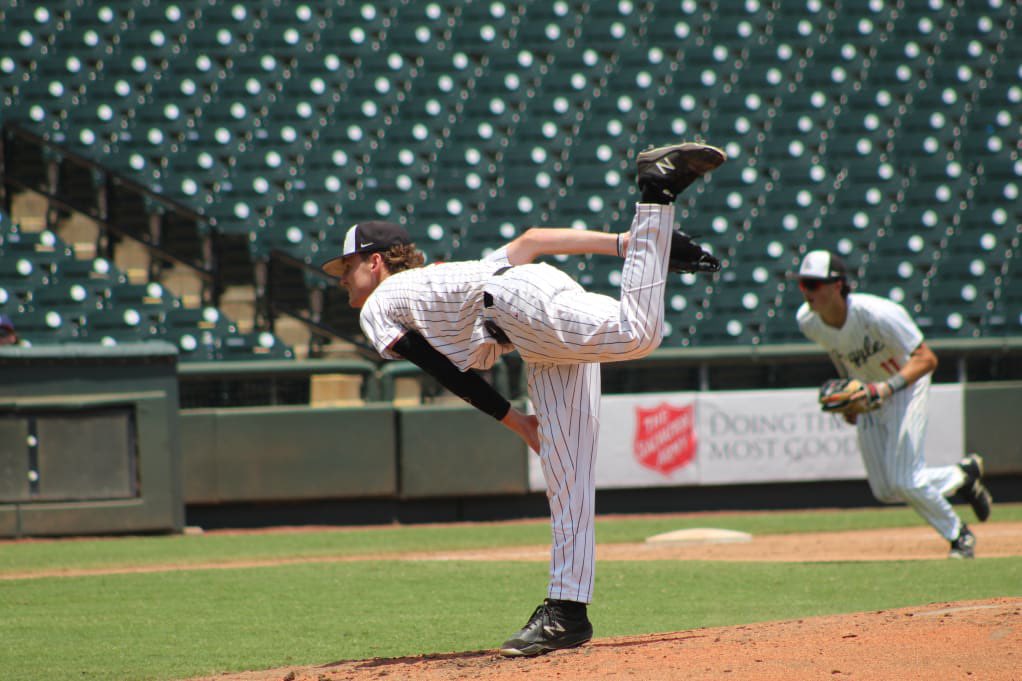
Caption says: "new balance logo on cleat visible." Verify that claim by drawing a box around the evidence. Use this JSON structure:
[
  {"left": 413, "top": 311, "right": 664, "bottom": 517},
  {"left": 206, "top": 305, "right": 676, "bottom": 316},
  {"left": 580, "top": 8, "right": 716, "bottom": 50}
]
[
  {"left": 654, "top": 157, "right": 677, "bottom": 175},
  {"left": 636, "top": 141, "right": 727, "bottom": 203},
  {"left": 542, "top": 622, "right": 566, "bottom": 638},
  {"left": 499, "top": 600, "right": 593, "bottom": 657}
]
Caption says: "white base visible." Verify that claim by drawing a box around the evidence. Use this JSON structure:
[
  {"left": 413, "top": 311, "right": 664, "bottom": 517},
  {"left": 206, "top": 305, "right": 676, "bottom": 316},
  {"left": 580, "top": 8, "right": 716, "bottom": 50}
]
[{"left": 644, "top": 528, "right": 753, "bottom": 545}]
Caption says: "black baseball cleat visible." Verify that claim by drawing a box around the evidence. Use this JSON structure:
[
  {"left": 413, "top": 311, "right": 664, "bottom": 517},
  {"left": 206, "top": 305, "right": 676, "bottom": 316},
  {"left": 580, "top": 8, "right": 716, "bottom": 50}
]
[
  {"left": 669, "top": 229, "right": 721, "bottom": 273},
  {"left": 958, "top": 453, "right": 992, "bottom": 522},
  {"left": 637, "top": 141, "right": 728, "bottom": 203},
  {"left": 498, "top": 599, "right": 593, "bottom": 657},
  {"left": 948, "top": 524, "right": 976, "bottom": 559}
]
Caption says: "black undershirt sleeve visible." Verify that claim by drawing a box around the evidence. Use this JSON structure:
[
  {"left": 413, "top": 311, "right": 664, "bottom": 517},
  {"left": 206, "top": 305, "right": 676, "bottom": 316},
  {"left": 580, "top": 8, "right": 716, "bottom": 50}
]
[{"left": 390, "top": 331, "right": 511, "bottom": 421}]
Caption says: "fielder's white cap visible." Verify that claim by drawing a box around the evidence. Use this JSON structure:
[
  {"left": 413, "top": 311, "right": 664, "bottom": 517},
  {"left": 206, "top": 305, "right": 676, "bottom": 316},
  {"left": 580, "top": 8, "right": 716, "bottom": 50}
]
[
  {"left": 320, "top": 221, "right": 411, "bottom": 272},
  {"left": 798, "top": 250, "right": 848, "bottom": 280}
]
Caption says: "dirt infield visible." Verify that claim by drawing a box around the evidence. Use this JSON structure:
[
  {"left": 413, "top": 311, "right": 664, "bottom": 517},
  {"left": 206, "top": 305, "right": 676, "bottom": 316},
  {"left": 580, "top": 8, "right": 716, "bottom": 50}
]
[
  {"left": 190, "top": 598, "right": 1021, "bottom": 681},
  {"left": 184, "top": 522, "right": 1022, "bottom": 681},
  {"left": 8, "top": 520, "right": 1022, "bottom": 581}
]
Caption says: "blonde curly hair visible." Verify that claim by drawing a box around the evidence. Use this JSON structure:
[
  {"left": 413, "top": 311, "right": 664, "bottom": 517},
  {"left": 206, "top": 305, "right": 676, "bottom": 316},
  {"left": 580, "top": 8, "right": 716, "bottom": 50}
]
[{"left": 377, "top": 243, "right": 425, "bottom": 273}]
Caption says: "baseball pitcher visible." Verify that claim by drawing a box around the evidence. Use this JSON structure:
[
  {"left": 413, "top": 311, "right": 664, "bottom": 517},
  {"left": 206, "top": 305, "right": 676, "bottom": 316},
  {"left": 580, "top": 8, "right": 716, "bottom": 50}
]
[{"left": 322, "top": 141, "right": 726, "bottom": 655}]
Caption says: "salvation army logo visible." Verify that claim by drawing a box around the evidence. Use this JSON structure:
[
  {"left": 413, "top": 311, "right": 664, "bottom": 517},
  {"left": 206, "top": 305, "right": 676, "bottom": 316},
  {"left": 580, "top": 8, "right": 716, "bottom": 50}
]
[{"left": 634, "top": 403, "right": 697, "bottom": 476}]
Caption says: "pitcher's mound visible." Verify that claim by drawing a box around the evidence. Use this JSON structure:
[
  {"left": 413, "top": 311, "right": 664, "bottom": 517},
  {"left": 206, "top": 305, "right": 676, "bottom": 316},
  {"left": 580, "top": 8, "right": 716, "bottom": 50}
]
[{"left": 645, "top": 528, "right": 753, "bottom": 545}]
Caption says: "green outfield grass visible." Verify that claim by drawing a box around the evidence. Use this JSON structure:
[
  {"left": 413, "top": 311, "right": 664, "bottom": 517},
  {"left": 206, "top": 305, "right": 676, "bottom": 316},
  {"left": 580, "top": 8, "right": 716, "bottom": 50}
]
[
  {"left": 1, "top": 504, "right": 1020, "bottom": 681},
  {"left": 3, "top": 503, "right": 1019, "bottom": 575}
]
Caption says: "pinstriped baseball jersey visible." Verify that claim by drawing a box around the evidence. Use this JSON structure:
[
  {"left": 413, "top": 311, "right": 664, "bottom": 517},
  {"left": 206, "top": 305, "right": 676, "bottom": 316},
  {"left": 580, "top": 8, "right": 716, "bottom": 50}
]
[
  {"left": 359, "top": 249, "right": 512, "bottom": 372},
  {"left": 797, "top": 293, "right": 924, "bottom": 382},
  {"left": 358, "top": 202, "right": 675, "bottom": 604}
]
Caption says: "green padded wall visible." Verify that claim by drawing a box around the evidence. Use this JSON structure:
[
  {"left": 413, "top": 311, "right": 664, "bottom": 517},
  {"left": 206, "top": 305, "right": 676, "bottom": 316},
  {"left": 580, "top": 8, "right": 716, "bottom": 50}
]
[
  {"left": 965, "top": 381, "right": 1022, "bottom": 474},
  {"left": 0, "top": 343, "right": 182, "bottom": 537},
  {"left": 398, "top": 404, "right": 529, "bottom": 498},
  {"left": 180, "top": 405, "right": 397, "bottom": 503}
]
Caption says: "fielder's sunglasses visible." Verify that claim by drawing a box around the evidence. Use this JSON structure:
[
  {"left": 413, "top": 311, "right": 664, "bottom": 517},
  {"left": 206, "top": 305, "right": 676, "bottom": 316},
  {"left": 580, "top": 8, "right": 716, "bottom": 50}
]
[{"left": 798, "top": 278, "right": 839, "bottom": 291}]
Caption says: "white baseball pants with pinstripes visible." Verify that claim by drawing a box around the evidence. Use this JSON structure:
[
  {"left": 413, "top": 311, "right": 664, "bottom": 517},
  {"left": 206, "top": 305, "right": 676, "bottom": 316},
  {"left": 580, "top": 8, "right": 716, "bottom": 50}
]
[
  {"left": 856, "top": 375, "right": 966, "bottom": 541},
  {"left": 483, "top": 203, "right": 674, "bottom": 603}
]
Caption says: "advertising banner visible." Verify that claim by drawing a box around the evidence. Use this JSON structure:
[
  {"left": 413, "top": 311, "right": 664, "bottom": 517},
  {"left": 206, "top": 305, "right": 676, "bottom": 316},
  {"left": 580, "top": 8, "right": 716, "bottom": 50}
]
[{"left": 528, "top": 384, "right": 964, "bottom": 491}]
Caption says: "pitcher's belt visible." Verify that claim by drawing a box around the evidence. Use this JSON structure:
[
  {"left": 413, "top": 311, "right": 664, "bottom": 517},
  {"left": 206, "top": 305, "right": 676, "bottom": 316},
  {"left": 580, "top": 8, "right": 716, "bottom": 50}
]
[{"left": 482, "top": 266, "right": 512, "bottom": 344}]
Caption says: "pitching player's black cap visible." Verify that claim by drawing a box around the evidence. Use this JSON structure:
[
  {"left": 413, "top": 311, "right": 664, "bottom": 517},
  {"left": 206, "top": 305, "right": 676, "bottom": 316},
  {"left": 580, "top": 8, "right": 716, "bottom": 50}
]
[
  {"left": 798, "top": 250, "right": 847, "bottom": 281},
  {"left": 320, "top": 221, "right": 412, "bottom": 272}
]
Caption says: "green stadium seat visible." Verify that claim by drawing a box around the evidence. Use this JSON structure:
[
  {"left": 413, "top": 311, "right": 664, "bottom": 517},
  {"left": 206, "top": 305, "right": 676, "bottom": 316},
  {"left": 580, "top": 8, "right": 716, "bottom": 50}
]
[
  {"left": 868, "top": 43, "right": 932, "bottom": 103},
  {"left": 0, "top": 4, "right": 60, "bottom": 70},
  {"left": 254, "top": 3, "right": 329, "bottom": 58},
  {"left": 455, "top": 97, "right": 517, "bottom": 159},
  {"left": 404, "top": 197, "right": 464, "bottom": 262},
  {"left": 326, "top": 1, "right": 395, "bottom": 52},
  {"left": 218, "top": 330, "right": 294, "bottom": 361},
  {"left": 648, "top": 0, "right": 708, "bottom": 32},
  {"left": 79, "top": 306, "right": 155, "bottom": 345},
  {"left": 90, "top": 281, "right": 169, "bottom": 333},
  {"left": 740, "top": 40, "right": 797, "bottom": 98},
  {"left": 346, "top": 56, "right": 419, "bottom": 118},
  {"left": 866, "top": 226, "right": 939, "bottom": 309},
  {"left": 935, "top": 14, "right": 999, "bottom": 76},
  {"left": 9, "top": 307, "right": 82, "bottom": 345},
  {"left": 892, "top": 4, "right": 955, "bottom": 54},
  {"left": 567, "top": 155, "right": 627, "bottom": 199},
  {"left": 386, "top": 6, "right": 456, "bottom": 61},
  {"left": 28, "top": 280, "right": 98, "bottom": 315},
  {"left": 988, "top": 247, "right": 1022, "bottom": 336},
  {"left": 483, "top": 185, "right": 552, "bottom": 230},
  {"left": 584, "top": 90, "right": 647, "bottom": 150},
  {"left": 579, "top": 8, "right": 644, "bottom": 49},
  {"left": 453, "top": 221, "right": 508, "bottom": 262},
  {"left": 925, "top": 263, "right": 994, "bottom": 339},
  {"left": 452, "top": 0, "right": 518, "bottom": 52},
  {"left": 694, "top": 307, "right": 763, "bottom": 347},
  {"left": 531, "top": 66, "right": 600, "bottom": 129},
  {"left": 808, "top": 32, "right": 871, "bottom": 87},
  {"left": 962, "top": 75, "right": 1021, "bottom": 164},
  {"left": 257, "top": 201, "right": 329, "bottom": 264},
  {"left": 551, "top": 190, "right": 620, "bottom": 234},
  {"left": 661, "top": 281, "right": 714, "bottom": 348},
  {"left": 184, "top": 4, "right": 261, "bottom": 61},
  {"left": 713, "top": 0, "right": 773, "bottom": 46},
  {"left": 760, "top": 289, "right": 810, "bottom": 344},
  {"left": 772, "top": 0, "right": 836, "bottom": 50},
  {"left": 832, "top": 6, "right": 896, "bottom": 47},
  {"left": 969, "top": 178, "right": 1021, "bottom": 246},
  {"left": 432, "top": 165, "right": 497, "bottom": 217},
  {"left": 4, "top": 0, "right": 1017, "bottom": 350},
  {"left": 514, "top": 1, "right": 583, "bottom": 55}
]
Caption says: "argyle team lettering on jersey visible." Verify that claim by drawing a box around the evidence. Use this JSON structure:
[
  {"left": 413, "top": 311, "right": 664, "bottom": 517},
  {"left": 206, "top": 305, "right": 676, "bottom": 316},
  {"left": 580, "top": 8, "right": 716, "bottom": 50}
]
[{"left": 797, "top": 293, "right": 923, "bottom": 382}]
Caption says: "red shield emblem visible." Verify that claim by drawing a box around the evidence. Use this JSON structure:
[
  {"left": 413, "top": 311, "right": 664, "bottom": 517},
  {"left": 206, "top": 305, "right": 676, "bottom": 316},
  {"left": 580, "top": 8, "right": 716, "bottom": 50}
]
[{"left": 634, "top": 403, "right": 697, "bottom": 476}]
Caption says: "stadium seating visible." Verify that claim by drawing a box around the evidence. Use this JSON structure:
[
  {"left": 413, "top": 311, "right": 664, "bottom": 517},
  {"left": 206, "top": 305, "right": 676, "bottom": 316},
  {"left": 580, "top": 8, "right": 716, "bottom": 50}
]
[
  {"left": 0, "top": 212, "right": 292, "bottom": 360},
  {"left": 1, "top": 0, "right": 1019, "bottom": 350}
]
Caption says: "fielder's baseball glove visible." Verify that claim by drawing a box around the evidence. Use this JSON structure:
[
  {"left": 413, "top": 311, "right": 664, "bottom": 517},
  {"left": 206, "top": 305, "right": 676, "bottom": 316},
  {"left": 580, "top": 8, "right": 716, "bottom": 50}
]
[
  {"left": 818, "top": 378, "right": 884, "bottom": 415},
  {"left": 669, "top": 230, "right": 721, "bottom": 274}
]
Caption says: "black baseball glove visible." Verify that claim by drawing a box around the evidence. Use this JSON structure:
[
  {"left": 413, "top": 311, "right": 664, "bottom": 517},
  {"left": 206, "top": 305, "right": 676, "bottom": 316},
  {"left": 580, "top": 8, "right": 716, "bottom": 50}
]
[{"left": 669, "top": 230, "right": 721, "bottom": 274}]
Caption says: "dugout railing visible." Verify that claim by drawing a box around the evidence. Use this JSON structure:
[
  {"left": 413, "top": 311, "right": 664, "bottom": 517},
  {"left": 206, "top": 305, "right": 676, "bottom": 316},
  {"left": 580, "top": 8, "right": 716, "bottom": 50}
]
[{"left": 176, "top": 336, "right": 1022, "bottom": 409}]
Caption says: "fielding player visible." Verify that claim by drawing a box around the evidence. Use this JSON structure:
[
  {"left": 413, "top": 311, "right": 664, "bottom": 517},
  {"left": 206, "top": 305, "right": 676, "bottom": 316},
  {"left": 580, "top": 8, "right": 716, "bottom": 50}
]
[
  {"left": 322, "top": 141, "right": 725, "bottom": 655},
  {"left": 796, "top": 250, "right": 993, "bottom": 558}
]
